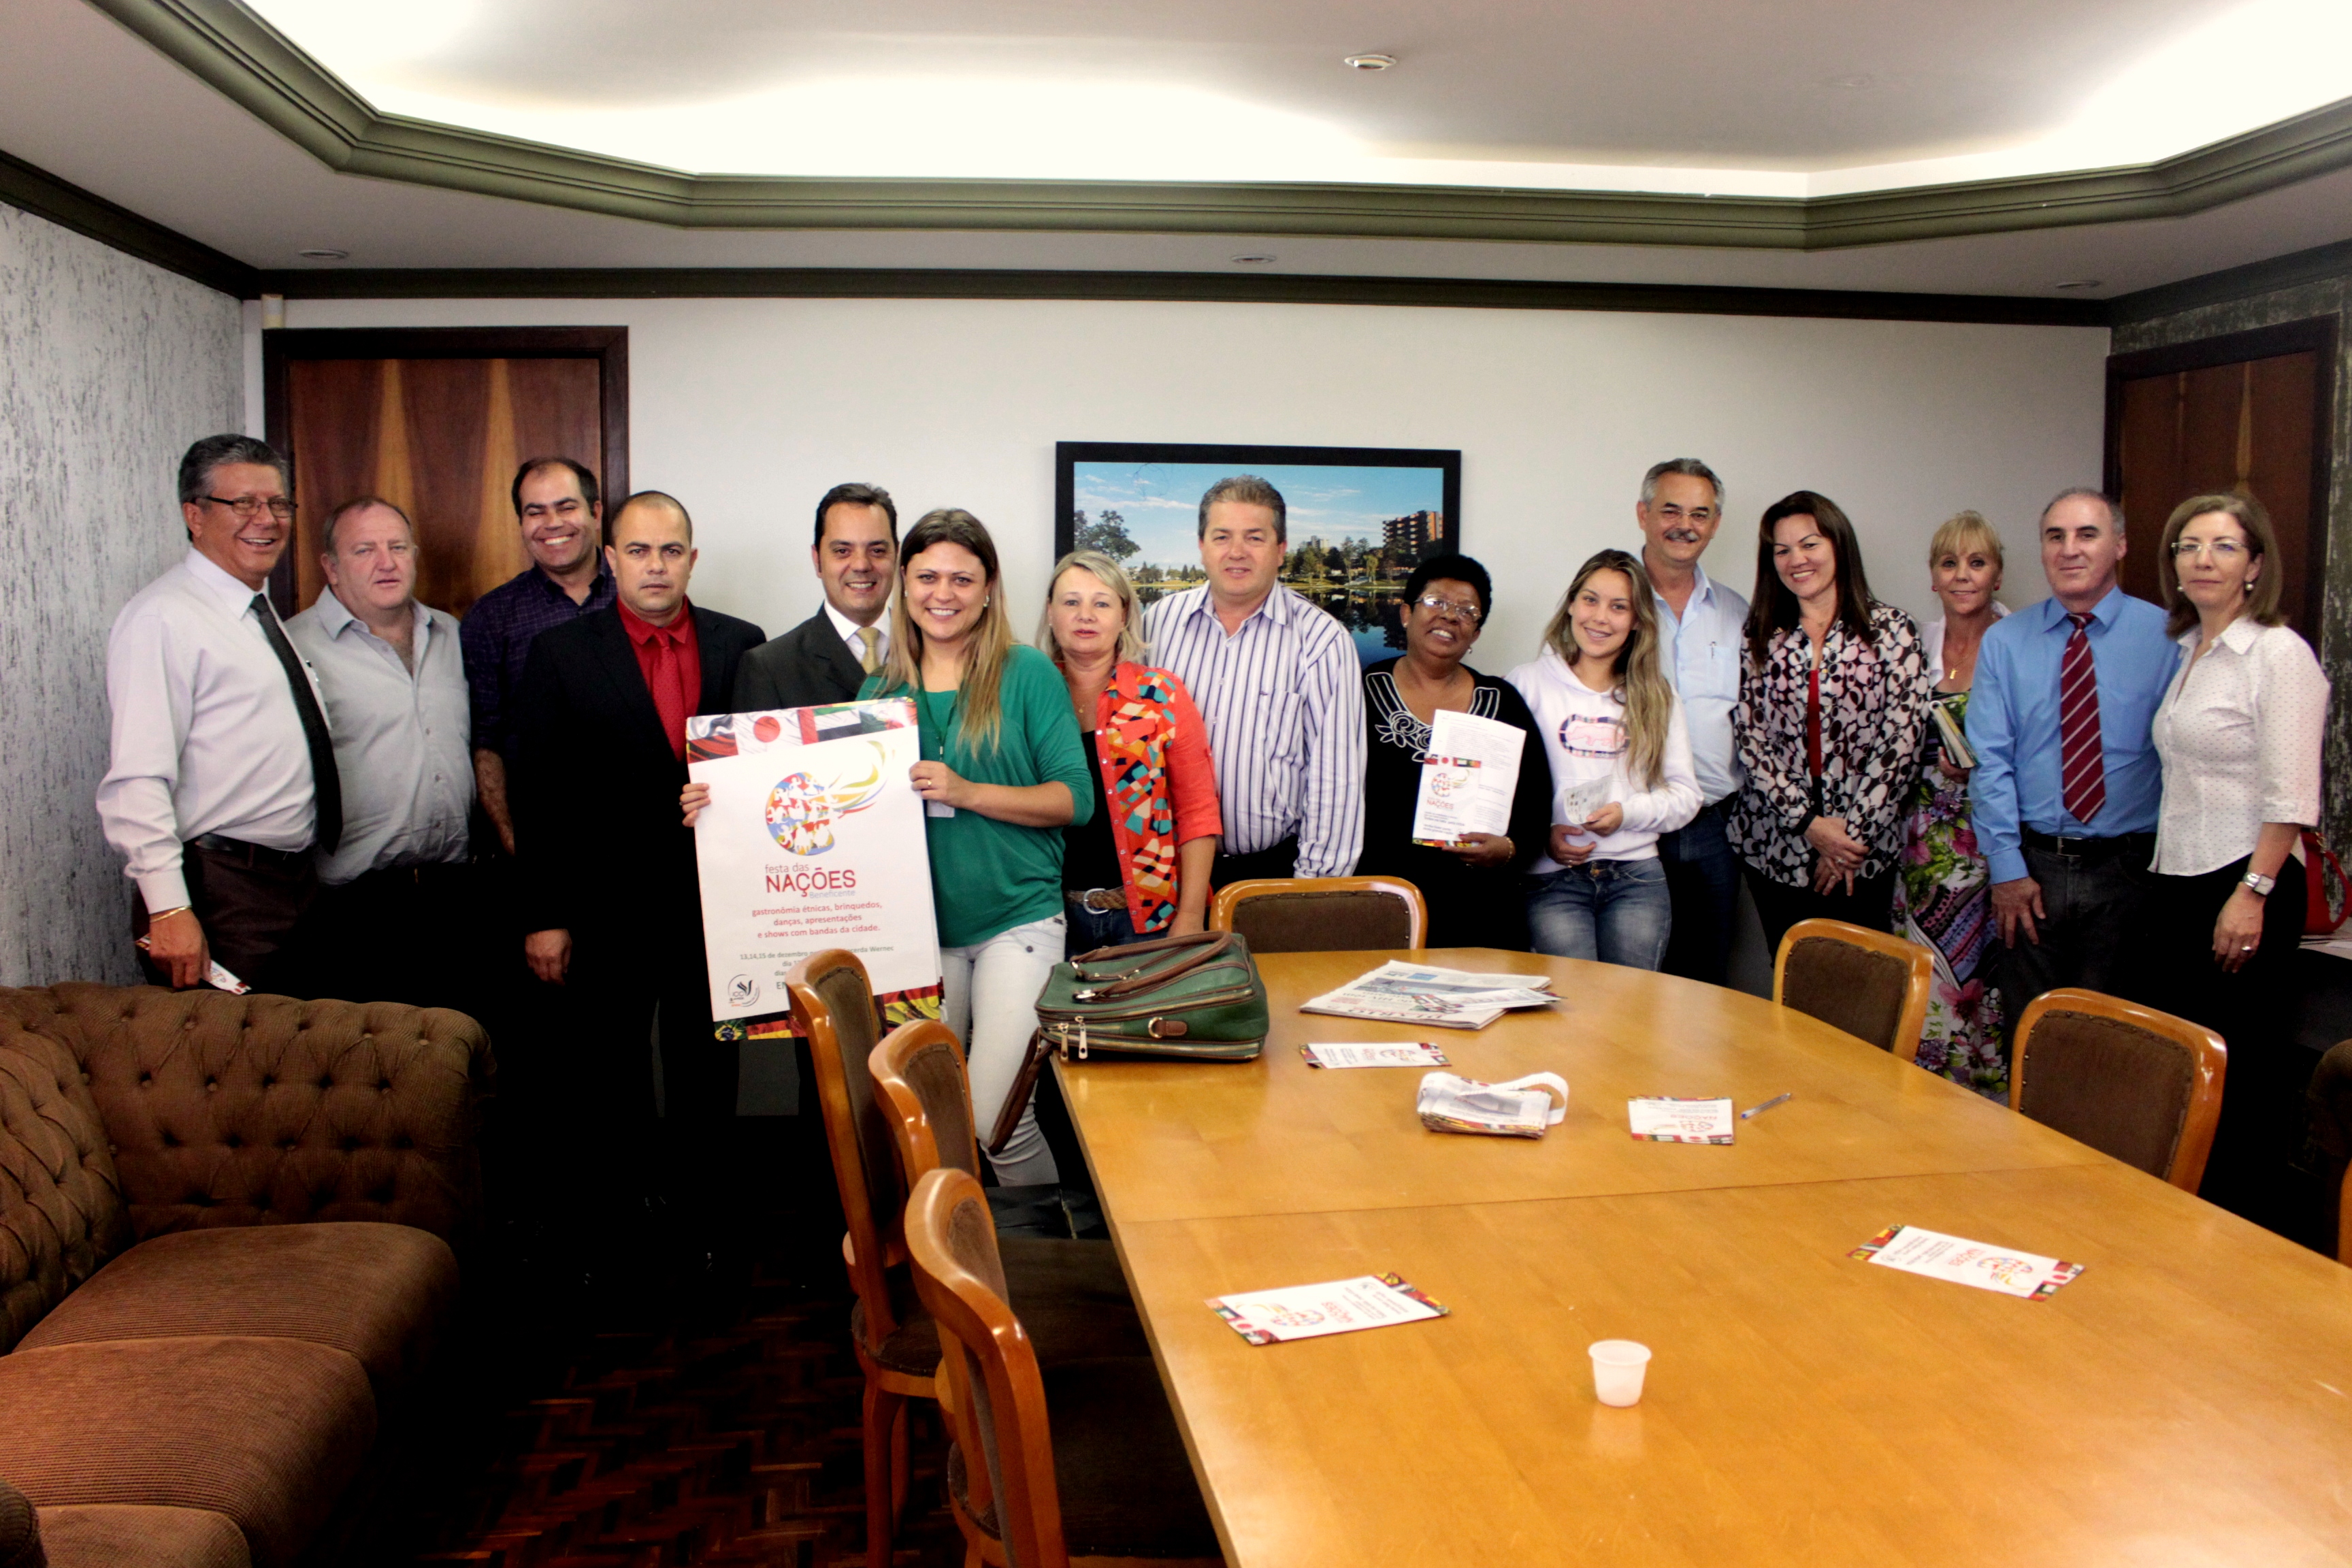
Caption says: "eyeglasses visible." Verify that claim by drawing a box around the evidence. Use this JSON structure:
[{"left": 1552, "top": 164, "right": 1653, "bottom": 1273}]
[
  {"left": 1415, "top": 594, "right": 1484, "bottom": 624},
  {"left": 2170, "top": 538, "right": 2247, "bottom": 559},
  {"left": 201, "top": 494, "right": 297, "bottom": 523}
]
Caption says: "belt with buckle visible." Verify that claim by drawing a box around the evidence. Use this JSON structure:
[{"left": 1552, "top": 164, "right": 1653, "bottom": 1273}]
[
  {"left": 188, "top": 833, "right": 312, "bottom": 872},
  {"left": 2021, "top": 828, "right": 2151, "bottom": 864},
  {"left": 1066, "top": 887, "right": 1126, "bottom": 913}
]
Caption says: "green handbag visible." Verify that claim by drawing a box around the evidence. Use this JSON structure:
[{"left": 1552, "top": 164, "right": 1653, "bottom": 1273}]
[{"left": 986, "top": 930, "right": 1269, "bottom": 1153}]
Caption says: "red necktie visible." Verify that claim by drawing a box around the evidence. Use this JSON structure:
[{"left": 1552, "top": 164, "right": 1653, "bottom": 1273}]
[
  {"left": 647, "top": 627, "right": 689, "bottom": 762},
  {"left": 2058, "top": 611, "right": 2106, "bottom": 826}
]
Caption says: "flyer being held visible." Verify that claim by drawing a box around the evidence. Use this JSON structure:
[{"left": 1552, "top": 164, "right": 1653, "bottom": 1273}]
[{"left": 686, "top": 699, "right": 941, "bottom": 1027}]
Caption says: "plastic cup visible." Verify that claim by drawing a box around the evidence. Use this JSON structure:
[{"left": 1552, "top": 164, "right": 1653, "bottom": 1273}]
[{"left": 1588, "top": 1340, "right": 1652, "bottom": 1407}]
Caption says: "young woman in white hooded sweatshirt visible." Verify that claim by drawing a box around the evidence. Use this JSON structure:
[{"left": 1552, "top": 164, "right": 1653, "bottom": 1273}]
[{"left": 1509, "top": 549, "right": 1702, "bottom": 968}]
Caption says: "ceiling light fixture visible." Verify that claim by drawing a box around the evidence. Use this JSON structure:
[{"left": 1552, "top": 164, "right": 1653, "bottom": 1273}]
[
  {"left": 297, "top": 247, "right": 350, "bottom": 260},
  {"left": 1230, "top": 253, "right": 1278, "bottom": 265},
  {"left": 2053, "top": 278, "right": 2104, "bottom": 290},
  {"left": 1342, "top": 54, "right": 1396, "bottom": 71}
]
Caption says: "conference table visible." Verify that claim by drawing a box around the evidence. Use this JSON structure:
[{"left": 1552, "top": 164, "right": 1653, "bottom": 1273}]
[{"left": 1054, "top": 949, "right": 2352, "bottom": 1567}]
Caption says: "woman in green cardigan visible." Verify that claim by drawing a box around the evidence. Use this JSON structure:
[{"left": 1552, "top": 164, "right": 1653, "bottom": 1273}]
[{"left": 863, "top": 508, "right": 1094, "bottom": 1186}]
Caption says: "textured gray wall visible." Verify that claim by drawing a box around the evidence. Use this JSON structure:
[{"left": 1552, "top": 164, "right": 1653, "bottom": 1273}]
[
  {"left": 0, "top": 206, "right": 243, "bottom": 986},
  {"left": 2113, "top": 279, "right": 2352, "bottom": 847}
]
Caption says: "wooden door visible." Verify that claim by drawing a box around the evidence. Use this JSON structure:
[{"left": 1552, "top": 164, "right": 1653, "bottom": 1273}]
[
  {"left": 264, "top": 328, "right": 628, "bottom": 618},
  {"left": 2105, "top": 319, "right": 2335, "bottom": 641}
]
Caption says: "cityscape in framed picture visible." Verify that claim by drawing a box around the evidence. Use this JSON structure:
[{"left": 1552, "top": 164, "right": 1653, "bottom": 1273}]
[{"left": 1055, "top": 442, "right": 1463, "bottom": 667}]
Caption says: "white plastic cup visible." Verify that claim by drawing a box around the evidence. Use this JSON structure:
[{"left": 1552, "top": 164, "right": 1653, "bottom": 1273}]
[{"left": 1588, "top": 1340, "right": 1652, "bottom": 1407}]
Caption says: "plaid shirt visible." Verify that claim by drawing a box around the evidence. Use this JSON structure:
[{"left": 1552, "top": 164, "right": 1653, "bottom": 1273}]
[{"left": 459, "top": 561, "right": 616, "bottom": 761}]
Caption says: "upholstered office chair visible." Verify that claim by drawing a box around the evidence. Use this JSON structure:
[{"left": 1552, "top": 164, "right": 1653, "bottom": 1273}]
[
  {"left": 786, "top": 950, "right": 930, "bottom": 1568},
  {"left": 1209, "top": 876, "right": 1426, "bottom": 953},
  {"left": 1773, "top": 919, "right": 1935, "bottom": 1062},
  {"left": 2009, "top": 988, "right": 2227, "bottom": 1192},
  {"left": 870, "top": 1019, "right": 1146, "bottom": 1358},
  {"left": 904, "top": 1166, "right": 1224, "bottom": 1568}
]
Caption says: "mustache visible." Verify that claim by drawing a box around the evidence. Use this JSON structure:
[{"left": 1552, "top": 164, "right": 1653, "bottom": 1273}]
[{"left": 1662, "top": 528, "right": 1704, "bottom": 543}]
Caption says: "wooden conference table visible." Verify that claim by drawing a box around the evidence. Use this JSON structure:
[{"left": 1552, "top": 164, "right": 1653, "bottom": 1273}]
[{"left": 1054, "top": 949, "right": 2352, "bottom": 1568}]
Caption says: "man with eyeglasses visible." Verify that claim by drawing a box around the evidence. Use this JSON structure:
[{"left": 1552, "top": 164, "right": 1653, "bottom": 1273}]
[
  {"left": 286, "top": 496, "right": 476, "bottom": 1008},
  {"left": 99, "top": 434, "right": 341, "bottom": 994},
  {"left": 1635, "top": 458, "right": 1749, "bottom": 985},
  {"left": 1969, "top": 487, "right": 2175, "bottom": 1033}
]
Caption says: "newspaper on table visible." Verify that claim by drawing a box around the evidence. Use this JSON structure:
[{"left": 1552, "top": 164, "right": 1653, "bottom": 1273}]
[
  {"left": 1417, "top": 1071, "right": 1569, "bottom": 1138},
  {"left": 1300, "top": 960, "right": 1558, "bottom": 1030},
  {"left": 1411, "top": 708, "right": 1526, "bottom": 846},
  {"left": 1302, "top": 1041, "right": 1452, "bottom": 1068}
]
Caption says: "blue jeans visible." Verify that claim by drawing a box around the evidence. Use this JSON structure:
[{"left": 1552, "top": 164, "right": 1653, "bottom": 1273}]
[
  {"left": 1526, "top": 858, "right": 1673, "bottom": 970},
  {"left": 1065, "top": 898, "right": 1142, "bottom": 957}
]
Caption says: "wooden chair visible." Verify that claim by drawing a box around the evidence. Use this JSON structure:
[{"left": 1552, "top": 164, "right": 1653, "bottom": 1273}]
[
  {"left": 870, "top": 1019, "right": 1147, "bottom": 1359},
  {"left": 1209, "top": 875, "right": 1426, "bottom": 953},
  {"left": 1773, "top": 918, "right": 1935, "bottom": 1062},
  {"left": 2009, "top": 988, "right": 2227, "bottom": 1192},
  {"left": 785, "top": 950, "right": 931, "bottom": 1568},
  {"left": 2310, "top": 1039, "right": 2352, "bottom": 1266},
  {"left": 904, "top": 1166, "right": 1224, "bottom": 1568}
]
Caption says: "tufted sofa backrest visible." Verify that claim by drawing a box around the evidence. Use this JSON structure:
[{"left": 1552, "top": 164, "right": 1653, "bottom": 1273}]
[
  {"left": 0, "top": 984, "right": 491, "bottom": 1250},
  {"left": 0, "top": 1000, "right": 131, "bottom": 1353}
]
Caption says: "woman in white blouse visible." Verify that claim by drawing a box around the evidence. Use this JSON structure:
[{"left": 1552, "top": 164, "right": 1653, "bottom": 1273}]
[{"left": 2146, "top": 491, "right": 2328, "bottom": 1214}]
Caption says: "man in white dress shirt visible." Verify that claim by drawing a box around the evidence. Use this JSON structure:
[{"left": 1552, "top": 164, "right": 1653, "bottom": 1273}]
[
  {"left": 1637, "top": 459, "right": 1750, "bottom": 985},
  {"left": 287, "top": 496, "right": 475, "bottom": 1007},
  {"left": 99, "top": 434, "right": 342, "bottom": 994},
  {"left": 1141, "top": 474, "right": 1365, "bottom": 886}
]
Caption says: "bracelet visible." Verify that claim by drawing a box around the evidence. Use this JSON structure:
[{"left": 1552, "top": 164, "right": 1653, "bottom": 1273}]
[{"left": 146, "top": 905, "right": 193, "bottom": 921}]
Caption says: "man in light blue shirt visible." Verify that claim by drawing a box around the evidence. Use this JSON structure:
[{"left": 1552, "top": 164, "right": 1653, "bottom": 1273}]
[
  {"left": 1967, "top": 488, "right": 2176, "bottom": 1025},
  {"left": 1639, "top": 459, "right": 1750, "bottom": 985}
]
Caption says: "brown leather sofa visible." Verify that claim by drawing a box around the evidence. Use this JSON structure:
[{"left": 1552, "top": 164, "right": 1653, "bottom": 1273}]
[{"left": 0, "top": 983, "right": 492, "bottom": 1567}]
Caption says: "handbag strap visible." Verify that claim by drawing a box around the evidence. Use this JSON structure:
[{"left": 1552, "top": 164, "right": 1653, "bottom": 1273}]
[{"left": 1071, "top": 932, "right": 1237, "bottom": 1000}]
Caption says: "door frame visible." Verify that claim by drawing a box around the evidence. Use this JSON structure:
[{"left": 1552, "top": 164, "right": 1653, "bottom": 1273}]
[
  {"left": 2102, "top": 316, "right": 2336, "bottom": 638},
  {"left": 260, "top": 325, "right": 630, "bottom": 615}
]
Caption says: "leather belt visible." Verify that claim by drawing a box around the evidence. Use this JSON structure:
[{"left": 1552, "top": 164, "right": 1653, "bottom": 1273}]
[
  {"left": 1066, "top": 887, "right": 1127, "bottom": 913},
  {"left": 2021, "top": 828, "right": 2153, "bottom": 864},
  {"left": 188, "top": 833, "right": 311, "bottom": 872}
]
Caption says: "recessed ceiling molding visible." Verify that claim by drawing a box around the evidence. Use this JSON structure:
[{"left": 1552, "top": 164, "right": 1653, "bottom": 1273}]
[
  {"left": 85, "top": 0, "right": 2352, "bottom": 252},
  {"left": 0, "top": 145, "right": 259, "bottom": 293}
]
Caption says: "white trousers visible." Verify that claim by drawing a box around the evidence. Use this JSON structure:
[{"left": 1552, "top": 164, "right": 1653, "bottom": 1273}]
[{"left": 939, "top": 911, "right": 1064, "bottom": 1188}]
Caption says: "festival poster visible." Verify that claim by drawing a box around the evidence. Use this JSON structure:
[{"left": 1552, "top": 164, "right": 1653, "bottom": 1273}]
[{"left": 687, "top": 699, "right": 942, "bottom": 1033}]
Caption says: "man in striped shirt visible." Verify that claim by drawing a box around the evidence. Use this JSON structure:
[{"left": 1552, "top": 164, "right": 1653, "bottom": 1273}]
[{"left": 1141, "top": 475, "right": 1367, "bottom": 885}]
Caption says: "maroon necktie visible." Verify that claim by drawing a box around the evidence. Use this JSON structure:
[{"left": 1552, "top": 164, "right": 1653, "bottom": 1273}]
[{"left": 2058, "top": 612, "right": 2106, "bottom": 825}]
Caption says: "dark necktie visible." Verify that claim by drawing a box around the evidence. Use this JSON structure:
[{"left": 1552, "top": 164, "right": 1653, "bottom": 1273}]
[
  {"left": 250, "top": 593, "right": 343, "bottom": 853},
  {"left": 2058, "top": 610, "right": 2106, "bottom": 826}
]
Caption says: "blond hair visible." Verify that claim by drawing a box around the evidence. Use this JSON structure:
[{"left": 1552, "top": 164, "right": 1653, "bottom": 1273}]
[
  {"left": 1927, "top": 510, "right": 2004, "bottom": 572},
  {"left": 2157, "top": 492, "right": 2284, "bottom": 638},
  {"left": 1541, "top": 549, "right": 1674, "bottom": 789},
  {"left": 1036, "top": 551, "right": 1147, "bottom": 666},
  {"left": 878, "top": 509, "right": 1016, "bottom": 755}
]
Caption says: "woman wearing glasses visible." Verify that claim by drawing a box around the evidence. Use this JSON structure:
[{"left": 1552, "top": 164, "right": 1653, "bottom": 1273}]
[
  {"left": 1359, "top": 555, "right": 1552, "bottom": 949},
  {"left": 2142, "top": 492, "right": 2327, "bottom": 1216}
]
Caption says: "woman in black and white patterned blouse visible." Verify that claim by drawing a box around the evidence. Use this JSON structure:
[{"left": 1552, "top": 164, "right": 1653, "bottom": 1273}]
[{"left": 1728, "top": 491, "right": 1936, "bottom": 955}]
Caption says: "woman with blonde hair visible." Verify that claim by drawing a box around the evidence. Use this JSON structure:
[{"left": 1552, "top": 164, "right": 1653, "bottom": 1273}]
[
  {"left": 1892, "top": 512, "right": 2010, "bottom": 1095},
  {"left": 863, "top": 509, "right": 1095, "bottom": 1186},
  {"left": 1508, "top": 549, "right": 1700, "bottom": 968},
  {"left": 2144, "top": 491, "right": 2327, "bottom": 1218},
  {"left": 1038, "top": 549, "right": 1222, "bottom": 955}
]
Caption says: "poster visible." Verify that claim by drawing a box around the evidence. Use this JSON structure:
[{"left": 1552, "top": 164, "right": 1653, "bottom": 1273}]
[{"left": 687, "top": 699, "right": 942, "bottom": 1035}]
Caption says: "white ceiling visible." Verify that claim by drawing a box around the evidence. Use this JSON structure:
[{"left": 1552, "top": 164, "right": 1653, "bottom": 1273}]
[{"left": 5, "top": 0, "right": 2352, "bottom": 297}]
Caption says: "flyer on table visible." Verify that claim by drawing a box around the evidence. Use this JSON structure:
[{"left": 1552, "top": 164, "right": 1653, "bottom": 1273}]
[
  {"left": 1628, "top": 1096, "right": 1735, "bottom": 1143},
  {"left": 1851, "top": 1224, "right": 2085, "bottom": 1300},
  {"left": 1208, "top": 1273, "right": 1450, "bottom": 1345},
  {"left": 687, "top": 699, "right": 941, "bottom": 1023}
]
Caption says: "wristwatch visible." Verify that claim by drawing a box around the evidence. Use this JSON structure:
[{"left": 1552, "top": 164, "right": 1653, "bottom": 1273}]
[{"left": 2241, "top": 870, "right": 2276, "bottom": 897}]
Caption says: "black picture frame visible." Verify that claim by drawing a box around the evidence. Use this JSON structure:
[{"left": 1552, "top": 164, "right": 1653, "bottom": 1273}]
[{"left": 1054, "top": 441, "right": 1463, "bottom": 667}]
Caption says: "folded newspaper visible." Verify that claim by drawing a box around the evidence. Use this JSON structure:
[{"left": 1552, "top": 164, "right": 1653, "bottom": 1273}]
[
  {"left": 1300, "top": 960, "right": 1558, "bottom": 1030},
  {"left": 1416, "top": 1071, "right": 1570, "bottom": 1137}
]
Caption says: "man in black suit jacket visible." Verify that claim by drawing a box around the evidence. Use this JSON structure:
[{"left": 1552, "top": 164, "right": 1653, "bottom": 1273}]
[
  {"left": 513, "top": 491, "right": 764, "bottom": 1213},
  {"left": 732, "top": 482, "right": 899, "bottom": 710}
]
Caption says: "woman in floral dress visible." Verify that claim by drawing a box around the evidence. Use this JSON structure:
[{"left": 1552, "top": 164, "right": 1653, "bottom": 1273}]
[{"left": 1893, "top": 512, "right": 2008, "bottom": 1095}]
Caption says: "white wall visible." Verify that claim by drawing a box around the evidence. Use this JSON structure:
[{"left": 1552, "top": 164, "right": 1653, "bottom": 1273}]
[
  {"left": 0, "top": 206, "right": 244, "bottom": 986},
  {"left": 275, "top": 295, "right": 2110, "bottom": 663}
]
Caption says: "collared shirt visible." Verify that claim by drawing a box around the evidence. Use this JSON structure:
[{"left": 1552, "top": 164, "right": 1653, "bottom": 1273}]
[
  {"left": 286, "top": 589, "right": 474, "bottom": 886},
  {"left": 1966, "top": 586, "right": 2178, "bottom": 884},
  {"left": 2151, "top": 618, "right": 2328, "bottom": 876},
  {"left": 1140, "top": 584, "right": 1365, "bottom": 877},
  {"left": 98, "top": 549, "right": 320, "bottom": 910},
  {"left": 823, "top": 599, "right": 889, "bottom": 673},
  {"left": 1650, "top": 561, "right": 1749, "bottom": 804},
  {"left": 619, "top": 598, "right": 703, "bottom": 762},
  {"left": 459, "top": 559, "right": 616, "bottom": 761}
]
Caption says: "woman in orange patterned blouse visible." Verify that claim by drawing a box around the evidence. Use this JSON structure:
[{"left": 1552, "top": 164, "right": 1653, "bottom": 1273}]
[{"left": 1040, "top": 550, "right": 1224, "bottom": 956}]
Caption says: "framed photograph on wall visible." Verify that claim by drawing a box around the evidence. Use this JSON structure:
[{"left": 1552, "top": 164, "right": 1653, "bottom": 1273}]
[{"left": 1055, "top": 442, "right": 1463, "bottom": 668}]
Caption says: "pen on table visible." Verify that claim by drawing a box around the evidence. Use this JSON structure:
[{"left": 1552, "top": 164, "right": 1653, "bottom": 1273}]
[{"left": 1740, "top": 1092, "right": 1793, "bottom": 1121}]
